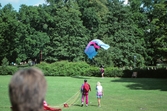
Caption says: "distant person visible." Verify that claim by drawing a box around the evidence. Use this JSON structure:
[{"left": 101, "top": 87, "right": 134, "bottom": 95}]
[
  {"left": 96, "top": 82, "right": 103, "bottom": 107},
  {"left": 9, "top": 67, "right": 61, "bottom": 111},
  {"left": 80, "top": 79, "right": 91, "bottom": 107},
  {"left": 100, "top": 65, "right": 105, "bottom": 78}
]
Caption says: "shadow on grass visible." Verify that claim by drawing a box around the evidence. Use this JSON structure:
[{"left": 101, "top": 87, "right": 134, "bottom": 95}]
[
  {"left": 89, "top": 104, "right": 98, "bottom": 107},
  {"left": 111, "top": 78, "right": 167, "bottom": 91},
  {"left": 72, "top": 104, "right": 97, "bottom": 107},
  {"left": 72, "top": 104, "right": 81, "bottom": 107},
  {"left": 71, "top": 76, "right": 90, "bottom": 80}
]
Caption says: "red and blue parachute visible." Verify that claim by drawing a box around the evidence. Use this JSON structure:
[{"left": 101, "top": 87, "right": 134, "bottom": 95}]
[{"left": 84, "top": 39, "right": 110, "bottom": 59}]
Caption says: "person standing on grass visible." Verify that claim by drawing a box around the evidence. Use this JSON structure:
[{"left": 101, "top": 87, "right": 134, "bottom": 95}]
[
  {"left": 80, "top": 79, "right": 91, "bottom": 107},
  {"left": 96, "top": 81, "right": 103, "bottom": 107},
  {"left": 100, "top": 65, "right": 105, "bottom": 78}
]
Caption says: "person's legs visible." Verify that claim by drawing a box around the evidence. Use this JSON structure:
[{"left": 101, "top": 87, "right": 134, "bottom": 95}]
[
  {"left": 81, "top": 94, "right": 84, "bottom": 106},
  {"left": 101, "top": 73, "right": 104, "bottom": 77},
  {"left": 85, "top": 94, "right": 89, "bottom": 106},
  {"left": 98, "top": 98, "right": 101, "bottom": 106}
]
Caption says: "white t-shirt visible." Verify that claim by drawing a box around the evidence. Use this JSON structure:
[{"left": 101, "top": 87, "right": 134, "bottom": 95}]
[{"left": 96, "top": 85, "right": 103, "bottom": 93}]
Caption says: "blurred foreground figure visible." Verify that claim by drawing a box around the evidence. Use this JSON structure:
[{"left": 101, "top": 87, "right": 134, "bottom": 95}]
[
  {"left": 9, "top": 67, "right": 62, "bottom": 111},
  {"left": 9, "top": 67, "right": 47, "bottom": 111}
]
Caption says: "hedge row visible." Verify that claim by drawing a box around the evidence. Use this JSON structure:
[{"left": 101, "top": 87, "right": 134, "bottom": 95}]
[
  {"left": 0, "top": 61, "right": 167, "bottom": 78},
  {"left": 35, "top": 61, "right": 124, "bottom": 77},
  {"left": 0, "top": 66, "right": 18, "bottom": 75},
  {"left": 35, "top": 61, "right": 90, "bottom": 76},
  {"left": 132, "top": 68, "right": 167, "bottom": 78}
]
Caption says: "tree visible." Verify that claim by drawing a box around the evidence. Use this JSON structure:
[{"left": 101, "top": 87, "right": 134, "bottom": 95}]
[
  {"left": 141, "top": 0, "right": 167, "bottom": 65},
  {"left": 40, "top": 1, "right": 88, "bottom": 62},
  {"left": 104, "top": 0, "right": 146, "bottom": 67},
  {"left": 77, "top": 0, "right": 109, "bottom": 38},
  {"left": 15, "top": 5, "right": 50, "bottom": 62},
  {"left": 152, "top": 1, "right": 167, "bottom": 62},
  {"left": 0, "top": 4, "right": 19, "bottom": 64}
]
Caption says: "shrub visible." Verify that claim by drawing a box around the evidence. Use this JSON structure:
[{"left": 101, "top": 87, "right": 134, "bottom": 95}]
[
  {"left": 0, "top": 61, "right": 166, "bottom": 78},
  {"left": 0, "top": 66, "right": 18, "bottom": 75},
  {"left": 36, "top": 61, "right": 91, "bottom": 76},
  {"left": 85, "top": 67, "right": 99, "bottom": 76},
  {"left": 105, "top": 67, "right": 123, "bottom": 77}
]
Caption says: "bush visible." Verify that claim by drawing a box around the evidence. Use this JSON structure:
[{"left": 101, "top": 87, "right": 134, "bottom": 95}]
[
  {"left": 0, "top": 61, "right": 167, "bottom": 78},
  {"left": 105, "top": 67, "right": 123, "bottom": 77},
  {"left": 35, "top": 62, "right": 52, "bottom": 76},
  {"left": 85, "top": 67, "right": 99, "bottom": 76},
  {"left": 36, "top": 61, "right": 91, "bottom": 76},
  {"left": 0, "top": 66, "right": 18, "bottom": 75},
  {"left": 1, "top": 57, "right": 9, "bottom": 66}
]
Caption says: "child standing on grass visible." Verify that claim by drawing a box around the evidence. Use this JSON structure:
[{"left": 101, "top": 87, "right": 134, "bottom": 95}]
[
  {"left": 80, "top": 79, "right": 91, "bottom": 107},
  {"left": 96, "top": 81, "right": 103, "bottom": 107}
]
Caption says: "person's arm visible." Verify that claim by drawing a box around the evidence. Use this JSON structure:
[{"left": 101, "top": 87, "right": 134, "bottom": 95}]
[
  {"left": 89, "top": 84, "right": 91, "bottom": 91},
  {"left": 80, "top": 84, "right": 83, "bottom": 93}
]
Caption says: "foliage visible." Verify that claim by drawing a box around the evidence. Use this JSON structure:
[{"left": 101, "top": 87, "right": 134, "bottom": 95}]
[
  {"left": 84, "top": 67, "right": 99, "bottom": 76},
  {"left": 0, "top": 61, "right": 166, "bottom": 78},
  {"left": 0, "top": 0, "right": 166, "bottom": 67},
  {"left": 36, "top": 61, "right": 124, "bottom": 77},
  {"left": 106, "top": 0, "right": 146, "bottom": 67},
  {"left": 0, "top": 66, "right": 17, "bottom": 75},
  {"left": 141, "top": 0, "right": 167, "bottom": 65},
  {"left": 1, "top": 57, "right": 9, "bottom": 66},
  {"left": 0, "top": 4, "right": 19, "bottom": 64},
  {"left": 152, "top": 1, "right": 167, "bottom": 60},
  {"left": 105, "top": 67, "right": 124, "bottom": 77},
  {"left": 35, "top": 61, "right": 91, "bottom": 76}
]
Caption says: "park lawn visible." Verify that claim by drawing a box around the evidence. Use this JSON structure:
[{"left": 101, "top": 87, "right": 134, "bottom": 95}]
[{"left": 0, "top": 76, "right": 167, "bottom": 111}]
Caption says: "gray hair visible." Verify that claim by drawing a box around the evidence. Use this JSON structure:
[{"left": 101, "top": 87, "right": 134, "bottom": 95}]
[
  {"left": 97, "top": 81, "right": 101, "bottom": 86},
  {"left": 9, "top": 67, "right": 47, "bottom": 111}
]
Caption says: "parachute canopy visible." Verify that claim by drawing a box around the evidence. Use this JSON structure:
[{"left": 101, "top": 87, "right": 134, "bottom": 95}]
[{"left": 84, "top": 39, "right": 110, "bottom": 59}]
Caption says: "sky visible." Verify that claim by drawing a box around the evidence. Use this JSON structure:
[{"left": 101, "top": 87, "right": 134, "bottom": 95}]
[
  {"left": 0, "top": 0, "right": 46, "bottom": 11},
  {"left": 0, "top": 0, "right": 129, "bottom": 12}
]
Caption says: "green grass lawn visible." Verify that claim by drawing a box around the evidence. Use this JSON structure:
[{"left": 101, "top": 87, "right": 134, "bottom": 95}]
[{"left": 0, "top": 76, "right": 167, "bottom": 111}]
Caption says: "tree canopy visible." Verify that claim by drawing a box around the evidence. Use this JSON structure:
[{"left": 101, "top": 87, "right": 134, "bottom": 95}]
[{"left": 0, "top": 0, "right": 166, "bottom": 67}]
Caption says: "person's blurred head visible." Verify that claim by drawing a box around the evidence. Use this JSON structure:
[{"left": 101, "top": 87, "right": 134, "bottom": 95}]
[
  {"left": 9, "top": 67, "right": 47, "bottom": 111},
  {"left": 97, "top": 81, "right": 101, "bottom": 86},
  {"left": 100, "top": 65, "right": 104, "bottom": 68},
  {"left": 84, "top": 79, "right": 87, "bottom": 83}
]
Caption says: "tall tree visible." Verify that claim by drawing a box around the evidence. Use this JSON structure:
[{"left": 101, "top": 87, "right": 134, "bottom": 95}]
[
  {"left": 152, "top": 1, "right": 167, "bottom": 62},
  {"left": 41, "top": 1, "right": 88, "bottom": 62},
  {"left": 0, "top": 4, "right": 18, "bottom": 64},
  {"left": 141, "top": 0, "right": 167, "bottom": 65},
  {"left": 77, "top": 0, "right": 109, "bottom": 38},
  {"left": 105, "top": 0, "right": 146, "bottom": 67},
  {"left": 16, "top": 5, "right": 50, "bottom": 62}
]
